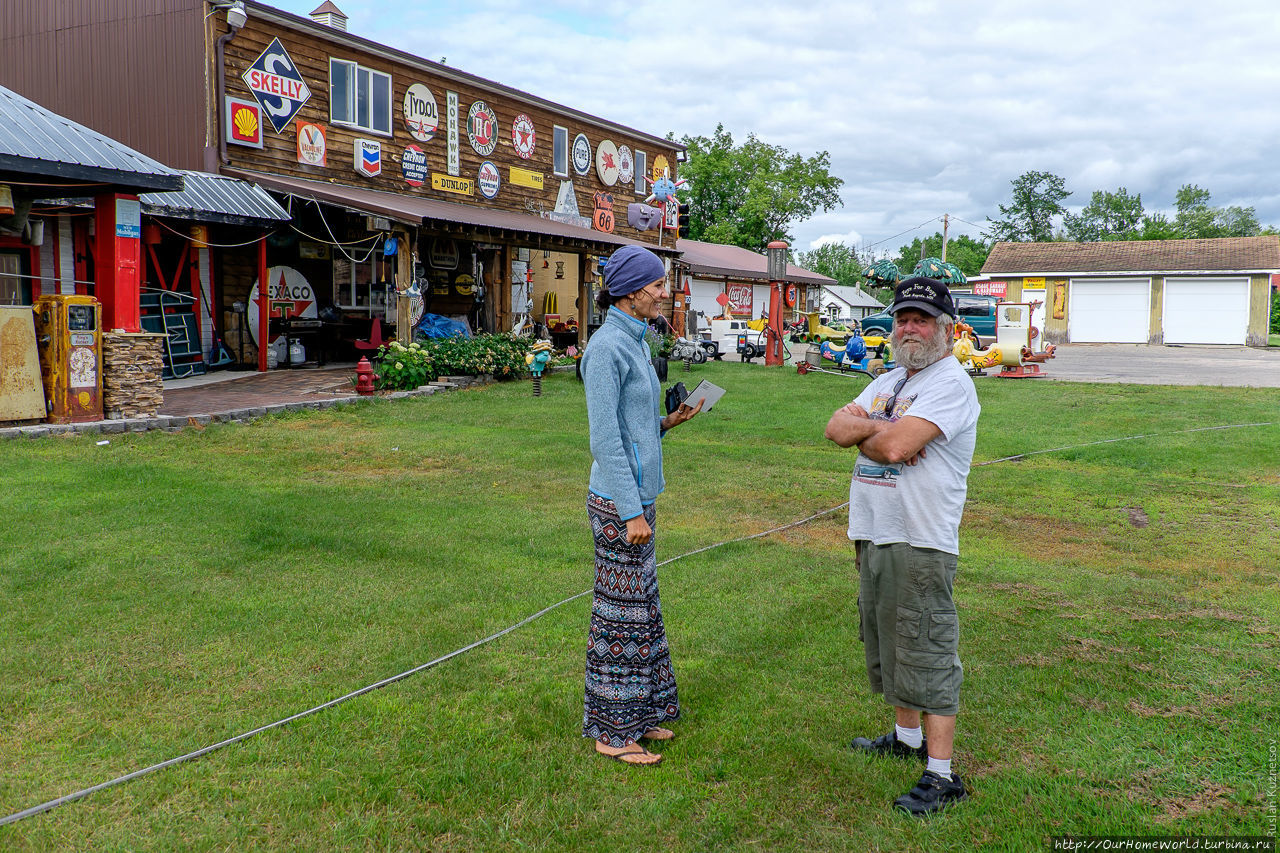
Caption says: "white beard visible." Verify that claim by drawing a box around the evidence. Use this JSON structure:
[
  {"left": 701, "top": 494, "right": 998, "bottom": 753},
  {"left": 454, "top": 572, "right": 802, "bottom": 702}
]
[{"left": 891, "top": 320, "right": 951, "bottom": 370}]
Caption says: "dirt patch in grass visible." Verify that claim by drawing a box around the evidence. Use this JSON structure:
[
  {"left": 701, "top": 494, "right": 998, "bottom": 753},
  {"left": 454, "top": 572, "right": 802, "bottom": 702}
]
[{"left": 1123, "top": 770, "right": 1236, "bottom": 822}]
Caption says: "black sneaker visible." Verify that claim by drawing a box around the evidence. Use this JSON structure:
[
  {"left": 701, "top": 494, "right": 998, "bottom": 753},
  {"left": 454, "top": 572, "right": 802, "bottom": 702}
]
[
  {"left": 894, "top": 770, "right": 967, "bottom": 816},
  {"left": 849, "top": 731, "right": 928, "bottom": 762}
]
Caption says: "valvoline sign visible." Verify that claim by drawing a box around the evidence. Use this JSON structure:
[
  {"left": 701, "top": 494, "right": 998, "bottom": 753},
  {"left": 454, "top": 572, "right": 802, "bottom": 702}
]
[{"left": 242, "top": 38, "right": 311, "bottom": 134}]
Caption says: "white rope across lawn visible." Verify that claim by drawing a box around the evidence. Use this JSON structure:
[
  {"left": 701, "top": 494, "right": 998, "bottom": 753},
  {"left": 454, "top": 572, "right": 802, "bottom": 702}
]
[{"left": 2, "top": 420, "right": 1273, "bottom": 827}]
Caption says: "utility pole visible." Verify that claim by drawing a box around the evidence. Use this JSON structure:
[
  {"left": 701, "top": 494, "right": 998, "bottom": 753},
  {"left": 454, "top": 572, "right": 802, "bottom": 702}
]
[{"left": 941, "top": 213, "right": 949, "bottom": 262}]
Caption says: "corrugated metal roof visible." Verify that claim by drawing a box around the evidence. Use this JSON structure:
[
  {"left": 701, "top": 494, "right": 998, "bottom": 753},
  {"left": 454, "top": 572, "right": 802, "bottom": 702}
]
[
  {"left": 982, "top": 237, "right": 1280, "bottom": 275},
  {"left": 0, "top": 83, "right": 183, "bottom": 192},
  {"left": 822, "top": 284, "right": 885, "bottom": 310},
  {"left": 674, "top": 238, "right": 836, "bottom": 286},
  {"left": 226, "top": 167, "right": 680, "bottom": 254},
  {"left": 139, "top": 171, "right": 290, "bottom": 226}
]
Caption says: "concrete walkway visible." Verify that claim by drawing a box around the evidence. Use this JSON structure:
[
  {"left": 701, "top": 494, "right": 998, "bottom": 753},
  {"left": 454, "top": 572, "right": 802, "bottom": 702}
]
[{"left": 1039, "top": 344, "right": 1280, "bottom": 387}]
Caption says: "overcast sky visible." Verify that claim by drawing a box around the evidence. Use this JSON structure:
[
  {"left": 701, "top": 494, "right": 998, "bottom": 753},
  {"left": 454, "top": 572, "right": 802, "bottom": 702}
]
[{"left": 270, "top": 0, "right": 1280, "bottom": 257}]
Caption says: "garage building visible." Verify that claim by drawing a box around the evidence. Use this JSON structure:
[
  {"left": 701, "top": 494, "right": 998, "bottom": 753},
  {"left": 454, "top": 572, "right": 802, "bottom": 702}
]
[{"left": 981, "top": 237, "right": 1278, "bottom": 347}]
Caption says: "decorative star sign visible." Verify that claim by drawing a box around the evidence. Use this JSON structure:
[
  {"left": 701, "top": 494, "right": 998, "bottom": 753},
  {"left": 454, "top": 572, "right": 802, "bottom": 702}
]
[{"left": 644, "top": 168, "right": 687, "bottom": 204}]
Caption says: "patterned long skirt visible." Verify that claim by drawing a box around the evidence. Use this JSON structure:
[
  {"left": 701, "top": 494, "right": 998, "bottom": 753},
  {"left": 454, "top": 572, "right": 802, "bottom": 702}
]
[{"left": 583, "top": 491, "right": 680, "bottom": 747}]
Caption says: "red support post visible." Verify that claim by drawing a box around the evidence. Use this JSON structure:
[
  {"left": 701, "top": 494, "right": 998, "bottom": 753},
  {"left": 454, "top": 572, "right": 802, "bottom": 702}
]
[
  {"left": 257, "top": 236, "right": 269, "bottom": 371},
  {"left": 93, "top": 193, "right": 142, "bottom": 332}
]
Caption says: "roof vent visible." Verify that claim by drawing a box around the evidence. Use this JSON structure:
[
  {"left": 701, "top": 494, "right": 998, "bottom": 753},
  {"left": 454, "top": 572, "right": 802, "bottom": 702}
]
[{"left": 310, "top": 1, "right": 348, "bottom": 31}]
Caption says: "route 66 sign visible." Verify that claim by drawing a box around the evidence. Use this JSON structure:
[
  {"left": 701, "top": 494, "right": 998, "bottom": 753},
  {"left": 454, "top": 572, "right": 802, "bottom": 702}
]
[
  {"left": 592, "top": 191, "right": 615, "bottom": 233},
  {"left": 467, "top": 101, "right": 497, "bottom": 156},
  {"left": 571, "top": 133, "right": 591, "bottom": 175},
  {"left": 511, "top": 113, "right": 536, "bottom": 159}
]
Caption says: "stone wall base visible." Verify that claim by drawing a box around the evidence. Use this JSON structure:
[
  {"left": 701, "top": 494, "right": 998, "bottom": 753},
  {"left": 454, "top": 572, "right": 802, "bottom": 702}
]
[{"left": 102, "top": 332, "right": 165, "bottom": 419}]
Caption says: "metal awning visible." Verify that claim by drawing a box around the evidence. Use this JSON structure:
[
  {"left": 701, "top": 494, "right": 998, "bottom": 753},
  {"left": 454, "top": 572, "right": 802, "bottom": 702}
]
[
  {"left": 674, "top": 238, "right": 835, "bottom": 286},
  {"left": 0, "top": 84, "right": 183, "bottom": 194},
  {"left": 224, "top": 167, "right": 679, "bottom": 255},
  {"left": 139, "top": 171, "right": 290, "bottom": 227}
]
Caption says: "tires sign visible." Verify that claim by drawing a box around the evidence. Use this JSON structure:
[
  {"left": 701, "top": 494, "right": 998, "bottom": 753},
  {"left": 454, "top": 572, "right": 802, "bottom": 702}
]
[
  {"left": 241, "top": 38, "right": 311, "bottom": 133},
  {"left": 477, "top": 160, "right": 501, "bottom": 199},
  {"left": 571, "top": 133, "right": 591, "bottom": 175},
  {"left": 403, "top": 83, "right": 439, "bottom": 141},
  {"left": 402, "top": 144, "right": 428, "bottom": 186},
  {"left": 511, "top": 113, "right": 536, "bottom": 159},
  {"left": 468, "top": 101, "right": 497, "bottom": 156}
]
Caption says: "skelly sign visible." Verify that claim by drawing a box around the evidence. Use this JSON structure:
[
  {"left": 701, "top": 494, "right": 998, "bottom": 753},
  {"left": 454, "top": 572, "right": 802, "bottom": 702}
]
[{"left": 242, "top": 38, "right": 311, "bottom": 133}]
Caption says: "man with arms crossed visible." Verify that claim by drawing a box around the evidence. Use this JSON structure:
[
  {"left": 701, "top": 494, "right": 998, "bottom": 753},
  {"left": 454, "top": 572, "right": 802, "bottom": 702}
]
[{"left": 824, "top": 276, "right": 980, "bottom": 816}]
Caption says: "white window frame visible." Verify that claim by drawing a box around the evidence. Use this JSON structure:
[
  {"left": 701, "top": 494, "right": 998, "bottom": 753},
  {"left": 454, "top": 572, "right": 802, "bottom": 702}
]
[
  {"left": 553, "top": 125, "right": 569, "bottom": 177},
  {"left": 330, "top": 58, "right": 392, "bottom": 136},
  {"left": 634, "top": 150, "right": 647, "bottom": 194}
]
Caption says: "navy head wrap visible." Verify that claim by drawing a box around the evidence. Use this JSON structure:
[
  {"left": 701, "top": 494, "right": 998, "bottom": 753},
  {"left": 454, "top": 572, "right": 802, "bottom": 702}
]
[{"left": 603, "top": 245, "right": 666, "bottom": 297}]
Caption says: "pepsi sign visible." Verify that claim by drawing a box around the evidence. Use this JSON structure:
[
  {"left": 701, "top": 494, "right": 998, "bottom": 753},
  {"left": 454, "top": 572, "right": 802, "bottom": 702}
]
[{"left": 242, "top": 38, "right": 311, "bottom": 133}]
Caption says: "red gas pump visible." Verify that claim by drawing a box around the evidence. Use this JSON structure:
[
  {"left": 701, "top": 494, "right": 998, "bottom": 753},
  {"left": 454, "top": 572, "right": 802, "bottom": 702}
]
[{"left": 765, "top": 241, "right": 789, "bottom": 366}]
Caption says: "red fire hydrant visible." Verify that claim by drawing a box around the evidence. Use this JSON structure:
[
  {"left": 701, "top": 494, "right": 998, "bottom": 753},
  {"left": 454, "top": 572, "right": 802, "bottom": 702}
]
[{"left": 355, "top": 357, "right": 377, "bottom": 396}]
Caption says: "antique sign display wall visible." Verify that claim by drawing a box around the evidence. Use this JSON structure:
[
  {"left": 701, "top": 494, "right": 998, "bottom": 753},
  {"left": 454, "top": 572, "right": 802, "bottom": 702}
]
[
  {"left": 509, "top": 166, "right": 543, "bottom": 189},
  {"left": 447, "top": 91, "right": 460, "bottom": 176},
  {"left": 403, "top": 83, "right": 439, "bottom": 141},
  {"left": 242, "top": 38, "right": 311, "bottom": 133},
  {"left": 432, "top": 174, "right": 473, "bottom": 195}
]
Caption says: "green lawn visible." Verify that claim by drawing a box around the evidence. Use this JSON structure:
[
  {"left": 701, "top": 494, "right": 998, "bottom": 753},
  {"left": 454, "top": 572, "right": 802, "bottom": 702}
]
[{"left": 2, "top": 363, "right": 1277, "bottom": 851}]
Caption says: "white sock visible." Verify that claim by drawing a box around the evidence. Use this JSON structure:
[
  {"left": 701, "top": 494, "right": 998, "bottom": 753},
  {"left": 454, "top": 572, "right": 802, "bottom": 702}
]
[
  {"left": 927, "top": 756, "right": 952, "bottom": 780},
  {"left": 895, "top": 724, "right": 923, "bottom": 748}
]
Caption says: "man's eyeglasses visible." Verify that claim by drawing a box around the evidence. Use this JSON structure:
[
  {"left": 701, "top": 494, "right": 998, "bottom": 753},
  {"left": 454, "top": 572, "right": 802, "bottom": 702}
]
[{"left": 880, "top": 373, "right": 909, "bottom": 420}]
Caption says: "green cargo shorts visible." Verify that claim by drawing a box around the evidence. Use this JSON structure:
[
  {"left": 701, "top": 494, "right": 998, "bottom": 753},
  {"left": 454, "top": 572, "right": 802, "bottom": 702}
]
[{"left": 856, "top": 541, "right": 963, "bottom": 716}]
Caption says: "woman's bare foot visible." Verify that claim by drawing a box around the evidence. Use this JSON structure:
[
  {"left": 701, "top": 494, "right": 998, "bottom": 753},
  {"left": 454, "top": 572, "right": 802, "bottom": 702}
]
[
  {"left": 641, "top": 727, "right": 674, "bottom": 741},
  {"left": 595, "top": 741, "right": 662, "bottom": 765}
]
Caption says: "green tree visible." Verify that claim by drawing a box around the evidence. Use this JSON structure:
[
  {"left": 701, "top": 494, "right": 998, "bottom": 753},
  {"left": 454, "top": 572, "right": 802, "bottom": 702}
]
[
  {"left": 796, "top": 241, "right": 864, "bottom": 288},
  {"left": 893, "top": 233, "right": 990, "bottom": 277},
  {"left": 1174, "top": 184, "right": 1219, "bottom": 238},
  {"left": 676, "top": 124, "right": 844, "bottom": 251},
  {"left": 1064, "top": 187, "right": 1145, "bottom": 242},
  {"left": 1216, "top": 205, "right": 1262, "bottom": 237},
  {"left": 984, "top": 170, "right": 1072, "bottom": 242},
  {"left": 1137, "top": 212, "right": 1181, "bottom": 241}
]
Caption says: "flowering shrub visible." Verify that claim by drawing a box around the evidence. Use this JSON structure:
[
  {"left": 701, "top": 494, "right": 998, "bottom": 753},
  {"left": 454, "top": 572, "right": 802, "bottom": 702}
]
[{"left": 375, "top": 334, "right": 532, "bottom": 390}]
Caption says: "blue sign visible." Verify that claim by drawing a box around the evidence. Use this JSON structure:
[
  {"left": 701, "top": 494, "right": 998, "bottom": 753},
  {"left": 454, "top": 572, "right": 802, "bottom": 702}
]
[{"left": 242, "top": 38, "right": 312, "bottom": 134}]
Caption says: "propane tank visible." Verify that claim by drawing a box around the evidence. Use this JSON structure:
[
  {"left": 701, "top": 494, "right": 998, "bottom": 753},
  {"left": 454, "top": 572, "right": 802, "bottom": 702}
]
[{"left": 289, "top": 338, "right": 305, "bottom": 365}]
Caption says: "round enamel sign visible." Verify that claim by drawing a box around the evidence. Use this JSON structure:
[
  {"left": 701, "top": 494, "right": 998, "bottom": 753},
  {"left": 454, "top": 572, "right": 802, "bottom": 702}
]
[
  {"left": 403, "top": 83, "right": 439, "bottom": 142},
  {"left": 617, "top": 145, "right": 634, "bottom": 184},
  {"left": 652, "top": 154, "right": 670, "bottom": 183},
  {"left": 477, "top": 160, "right": 501, "bottom": 199},
  {"left": 467, "top": 101, "right": 497, "bottom": 156},
  {"left": 511, "top": 113, "right": 536, "bottom": 159},
  {"left": 595, "top": 140, "right": 619, "bottom": 186},
  {"left": 572, "top": 133, "right": 591, "bottom": 175}
]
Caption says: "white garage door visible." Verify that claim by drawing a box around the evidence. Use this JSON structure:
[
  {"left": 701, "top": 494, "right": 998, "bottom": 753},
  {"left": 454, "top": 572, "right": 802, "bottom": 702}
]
[
  {"left": 1069, "top": 278, "right": 1150, "bottom": 343},
  {"left": 689, "top": 279, "right": 723, "bottom": 324},
  {"left": 753, "top": 284, "right": 771, "bottom": 319},
  {"left": 1162, "top": 277, "right": 1249, "bottom": 345}
]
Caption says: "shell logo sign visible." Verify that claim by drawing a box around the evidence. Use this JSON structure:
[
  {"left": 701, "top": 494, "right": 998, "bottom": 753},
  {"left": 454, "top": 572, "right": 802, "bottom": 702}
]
[{"left": 225, "top": 97, "right": 263, "bottom": 148}]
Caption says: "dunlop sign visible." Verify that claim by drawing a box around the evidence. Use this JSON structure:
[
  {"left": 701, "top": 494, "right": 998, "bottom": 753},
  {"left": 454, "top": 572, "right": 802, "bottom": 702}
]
[{"left": 432, "top": 174, "right": 474, "bottom": 196}]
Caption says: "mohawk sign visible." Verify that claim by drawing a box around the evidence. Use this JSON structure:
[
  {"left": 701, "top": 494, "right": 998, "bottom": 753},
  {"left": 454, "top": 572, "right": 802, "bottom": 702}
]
[{"left": 241, "top": 38, "right": 311, "bottom": 134}]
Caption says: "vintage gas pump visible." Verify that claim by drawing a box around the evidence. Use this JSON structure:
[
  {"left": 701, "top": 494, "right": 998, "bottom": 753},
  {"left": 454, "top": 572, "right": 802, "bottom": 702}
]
[
  {"left": 765, "top": 241, "right": 789, "bottom": 366},
  {"left": 33, "top": 294, "right": 103, "bottom": 423}
]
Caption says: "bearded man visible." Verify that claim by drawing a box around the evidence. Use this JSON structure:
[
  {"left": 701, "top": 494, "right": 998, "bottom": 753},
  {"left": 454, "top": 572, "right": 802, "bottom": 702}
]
[{"left": 824, "top": 276, "right": 980, "bottom": 816}]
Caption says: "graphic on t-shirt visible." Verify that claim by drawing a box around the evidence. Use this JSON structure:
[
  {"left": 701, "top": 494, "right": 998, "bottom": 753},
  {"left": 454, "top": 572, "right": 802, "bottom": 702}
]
[
  {"left": 854, "top": 460, "right": 901, "bottom": 486},
  {"left": 873, "top": 392, "right": 916, "bottom": 421}
]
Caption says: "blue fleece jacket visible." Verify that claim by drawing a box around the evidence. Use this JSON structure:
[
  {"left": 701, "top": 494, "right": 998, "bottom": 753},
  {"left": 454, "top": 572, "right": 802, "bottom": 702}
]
[{"left": 582, "top": 306, "right": 666, "bottom": 520}]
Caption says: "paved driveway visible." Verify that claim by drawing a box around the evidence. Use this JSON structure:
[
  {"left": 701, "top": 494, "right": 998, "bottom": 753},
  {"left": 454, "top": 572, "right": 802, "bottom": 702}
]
[{"left": 1033, "top": 344, "right": 1280, "bottom": 387}]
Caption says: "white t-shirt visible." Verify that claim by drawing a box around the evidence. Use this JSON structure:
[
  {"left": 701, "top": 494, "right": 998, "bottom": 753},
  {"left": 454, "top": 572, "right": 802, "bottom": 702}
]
[{"left": 846, "top": 356, "right": 980, "bottom": 555}]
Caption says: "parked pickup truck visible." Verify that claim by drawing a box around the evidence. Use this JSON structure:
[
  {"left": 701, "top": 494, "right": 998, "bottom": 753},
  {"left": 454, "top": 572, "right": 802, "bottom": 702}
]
[
  {"left": 704, "top": 318, "right": 766, "bottom": 361},
  {"left": 859, "top": 293, "right": 999, "bottom": 346}
]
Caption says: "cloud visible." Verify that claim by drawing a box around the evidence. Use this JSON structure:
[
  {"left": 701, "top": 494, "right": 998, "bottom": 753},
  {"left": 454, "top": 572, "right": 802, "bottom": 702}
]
[{"left": 275, "top": 0, "right": 1280, "bottom": 249}]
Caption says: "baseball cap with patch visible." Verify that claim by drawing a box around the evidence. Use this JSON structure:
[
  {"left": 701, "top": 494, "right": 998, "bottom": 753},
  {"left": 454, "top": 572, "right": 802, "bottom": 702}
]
[{"left": 890, "top": 276, "right": 955, "bottom": 319}]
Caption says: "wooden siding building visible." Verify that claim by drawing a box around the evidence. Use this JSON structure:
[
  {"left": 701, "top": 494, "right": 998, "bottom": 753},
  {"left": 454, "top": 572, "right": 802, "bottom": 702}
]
[{"left": 0, "top": 1, "right": 685, "bottom": 364}]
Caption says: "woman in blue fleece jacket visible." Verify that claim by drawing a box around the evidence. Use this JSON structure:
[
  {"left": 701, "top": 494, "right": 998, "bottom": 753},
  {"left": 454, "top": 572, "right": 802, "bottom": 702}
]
[{"left": 581, "top": 245, "right": 701, "bottom": 766}]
